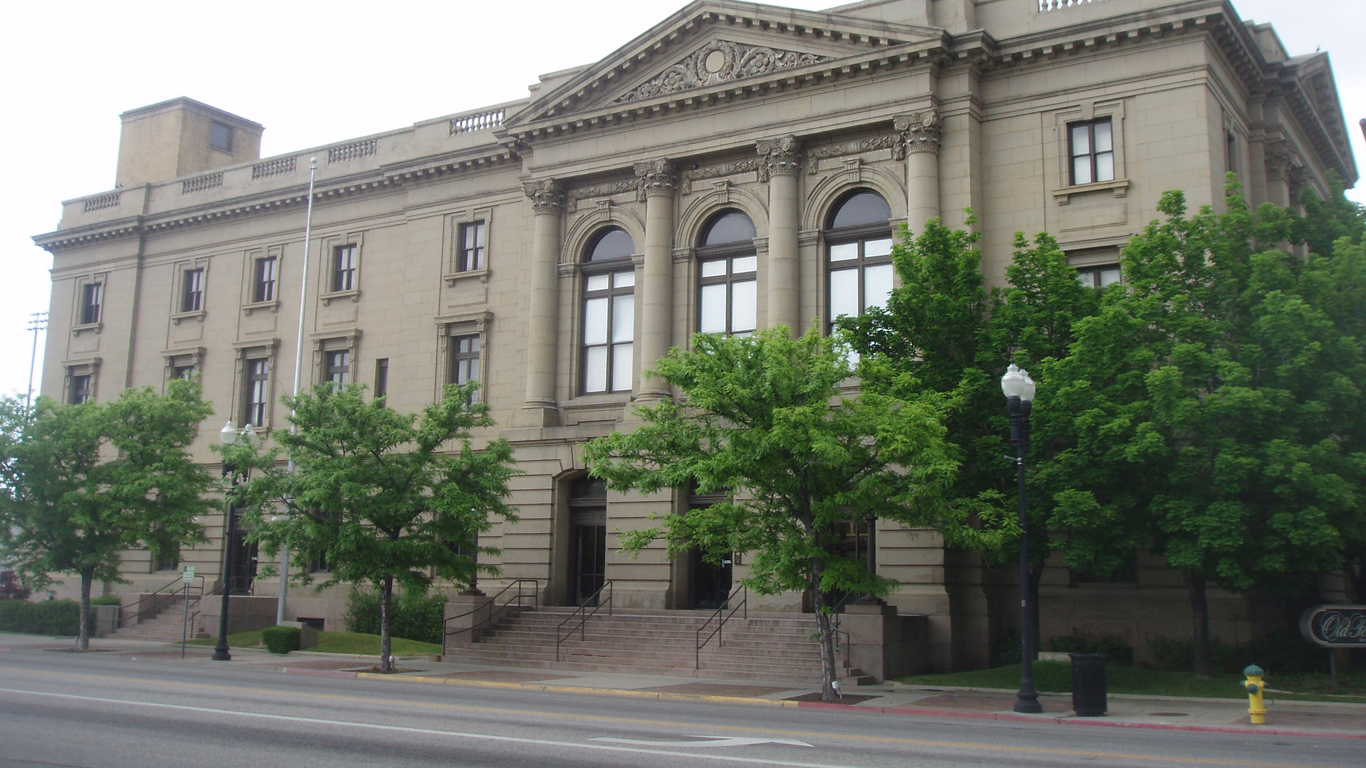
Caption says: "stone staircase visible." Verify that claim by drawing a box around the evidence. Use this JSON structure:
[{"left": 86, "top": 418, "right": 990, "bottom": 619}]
[
  {"left": 444, "top": 607, "right": 874, "bottom": 684},
  {"left": 112, "top": 594, "right": 207, "bottom": 642}
]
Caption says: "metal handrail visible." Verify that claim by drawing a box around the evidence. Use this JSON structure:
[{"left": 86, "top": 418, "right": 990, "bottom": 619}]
[
  {"left": 127, "top": 575, "right": 206, "bottom": 626},
  {"left": 442, "top": 579, "right": 540, "bottom": 645},
  {"left": 555, "top": 581, "right": 612, "bottom": 662},
  {"left": 694, "top": 584, "right": 748, "bottom": 668}
]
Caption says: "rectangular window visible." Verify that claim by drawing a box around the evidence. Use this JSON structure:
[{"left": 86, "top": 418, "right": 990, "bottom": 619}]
[
  {"left": 457, "top": 221, "right": 486, "bottom": 272},
  {"left": 243, "top": 358, "right": 270, "bottom": 427},
  {"left": 181, "top": 268, "right": 204, "bottom": 313},
  {"left": 582, "top": 269, "right": 634, "bottom": 394},
  {"left": 172, "top": 364, "right": 196, "bottom": 381},
  {"left": 81, "top": 283, "right": 103, "bottom": 325},
  {"left": 210, "top": 121, "right": 233, "bottom": 152},
  {"left": 331, "top": 244, "right": 357, "bottom": 292},
  {"left": 698, "top": 255, "right": 756, "bottom": 337},
  {"left": 1226, "top": 130, "right": 1238, "bottom": 177},
  {"left": 1076, "top": 265, "right": 1121, "bottom": 289},
  {"left": 325, "top": 350, "right": 351, "bottom": 386},
  {"left": 450, "top": 334, "right": 481, "bottom": 401},
  {"left": 374, "top": 358, "right": 389, "bottom": 399},
  {"left": 253, "top": 256, "right": 278, "bottom": 303},
  {"left": 1069, "top": 118, "right": 1115, "bottom": 186},
  {"left": 68, "top": 374, "right": 91, "bottom": 405}
]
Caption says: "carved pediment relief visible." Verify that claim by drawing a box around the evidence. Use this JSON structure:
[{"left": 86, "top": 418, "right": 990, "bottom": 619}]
[{"left": 614, "top": 40, "right": 832, "bottom": 104}]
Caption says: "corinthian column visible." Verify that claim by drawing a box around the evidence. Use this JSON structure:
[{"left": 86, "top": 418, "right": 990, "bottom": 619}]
[
  {"left": 518, "top": 178, "right": 564, "bottom": 427},
  {"left": 758, "top": 136, "right": 802, "bottom": 336},
  {"left": 634, "top": 159, "right": 677, "bottom": 401},
  {"left": 895, "top": 111, "right": 942, "bottom": 234}
]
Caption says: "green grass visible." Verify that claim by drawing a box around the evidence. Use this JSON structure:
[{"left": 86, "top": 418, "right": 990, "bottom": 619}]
[
  {"left": 188, "top": 630, "right": 441, "bottom": 657},
  {"left": 898, "top": 662, "right": 1366, "bottom": 704}
]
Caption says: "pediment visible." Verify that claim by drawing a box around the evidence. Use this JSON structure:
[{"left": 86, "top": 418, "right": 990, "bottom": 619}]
[{"left": 505, "top": 0, "right": 945, "bottom": 131}]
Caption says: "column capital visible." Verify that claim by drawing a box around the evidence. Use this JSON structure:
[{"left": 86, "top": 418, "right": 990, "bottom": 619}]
[
  {"left": 895, "top": 111, "right": 942, "bottom": 156},
  {"left": 634, "top": 159, "right": 677, "bottom": 198},
  {"left": 522, "top": 178, "right": 565, "bottom": 214},
  {"left": 757, "top": 135, "right": 803, "bottom": 180}
]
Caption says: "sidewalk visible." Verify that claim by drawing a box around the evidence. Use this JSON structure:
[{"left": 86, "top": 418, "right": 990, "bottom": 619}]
[{"left": 6, "top": 633, "right": 1363, "bottom": 740}]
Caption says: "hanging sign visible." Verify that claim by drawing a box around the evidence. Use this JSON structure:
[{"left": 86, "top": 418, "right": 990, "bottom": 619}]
[{"left": 1299, "top": 605, "right": 1366, "bottom": 648}]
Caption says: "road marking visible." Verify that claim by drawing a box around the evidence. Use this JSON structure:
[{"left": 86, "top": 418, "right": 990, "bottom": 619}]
[
  {"left": 0, "top": 687, "right": 855, "bottom": 768},
  {"left": 591, "top": 736, "right": 814, "bottom": 748},
  {"left": 0, "top": 667, "right": 1347, "bottom": 768}
]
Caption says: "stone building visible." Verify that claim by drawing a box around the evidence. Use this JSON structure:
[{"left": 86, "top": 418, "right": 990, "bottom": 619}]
[{"left": 33, "top": 0, "right": 1355, "bottom": 670}]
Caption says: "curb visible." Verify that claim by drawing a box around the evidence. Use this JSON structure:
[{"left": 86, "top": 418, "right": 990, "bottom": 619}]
[{"left": 280, "top": 667, "right": 1366, "bottom": 739}]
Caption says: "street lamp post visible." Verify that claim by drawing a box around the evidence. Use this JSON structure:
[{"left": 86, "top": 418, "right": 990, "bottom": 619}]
[
  {"left": 1001, "top": 363, "right": 1042, "bottom": 714},
  {"left": 213, "top": 420, "right": 258, "bottom": 662}
]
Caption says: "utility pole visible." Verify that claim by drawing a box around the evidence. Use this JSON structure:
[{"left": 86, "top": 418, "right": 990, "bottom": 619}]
[{"left": 26, "top": 312, "right": 48, "bottom": 410}]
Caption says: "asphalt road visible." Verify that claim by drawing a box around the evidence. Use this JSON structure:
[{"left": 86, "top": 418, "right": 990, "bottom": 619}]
[{"left": 0, "top": 647, "right": 1357, "bottom": 768}]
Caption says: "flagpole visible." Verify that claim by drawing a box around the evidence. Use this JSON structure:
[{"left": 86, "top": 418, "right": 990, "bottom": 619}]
[
  {"left": 278, "top": 157, "right": 317, "bottom": 625},
  {"left": 25, "top": 312, "right": 47, "bottom": 410}
]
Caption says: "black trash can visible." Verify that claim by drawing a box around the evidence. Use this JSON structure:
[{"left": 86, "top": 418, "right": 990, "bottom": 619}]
[{"left": 1070, "top": 653, "right": 1107, "bottom": 716}]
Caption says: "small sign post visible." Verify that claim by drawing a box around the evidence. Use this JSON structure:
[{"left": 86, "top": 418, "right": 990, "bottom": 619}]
[{"left": 180, "top": 566, "right": 195, "bottom": 659}]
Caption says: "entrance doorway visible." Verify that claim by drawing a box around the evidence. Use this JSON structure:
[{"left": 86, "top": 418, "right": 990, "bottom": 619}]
[
  {"left": 229, "top": 529, "right": 258, "bottom": 595},
  {"left": 820, "top": 517, "right": 874, "bottom": 611},
  {"left": 566, "top": 476, "right": 607, "bottom": 606},
  {"left": 690, "top": 548, "right": 733, "bottom": 610}
]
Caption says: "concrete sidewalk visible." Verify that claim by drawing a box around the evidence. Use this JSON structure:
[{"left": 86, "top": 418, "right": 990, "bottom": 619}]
[{"left": 6, "top": 633, "right": 1363, "bottom": 740}]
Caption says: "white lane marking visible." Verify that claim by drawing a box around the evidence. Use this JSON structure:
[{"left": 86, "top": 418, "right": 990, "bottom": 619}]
[
  {"left": 592, "top": 736, "right": 814, "bottom": 749},
  {"left": 0, "top": 687, "right": 855, "bottom": 768}
]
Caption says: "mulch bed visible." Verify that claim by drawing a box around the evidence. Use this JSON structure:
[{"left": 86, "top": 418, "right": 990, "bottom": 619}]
[
  {"left": 640, "top": 682, "right": 794, "bottom": 698},
  {"left": 783, "top": 692, "right": 882, "bottom": 704}
]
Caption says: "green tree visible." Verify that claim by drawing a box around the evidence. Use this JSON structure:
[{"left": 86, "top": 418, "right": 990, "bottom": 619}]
[
  {"left": 584, "top": 327, "right": 1009, "bottom": 701},
  {"left": 1039, "top": 186, "right": 1366, "bottom": 677},
  {"left": 0, "top": 379, "right": 216, "bottom": 650},
  {"left": 839, "top": 220, "right": 1101, "bottom": 653},
  {"left": 229, "top": 383, "right": 519, "bottom": 672}
]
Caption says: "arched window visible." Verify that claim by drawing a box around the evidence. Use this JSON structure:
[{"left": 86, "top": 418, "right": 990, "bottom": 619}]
[
  {"left": 696, "top": 210, "right": 757, "bottom": 336},
  {"left": 581, "top": 227, "right": 635, "bottom": 394},
  {"left": 824, "top": 190, "right": 893, "bottom": 330}
]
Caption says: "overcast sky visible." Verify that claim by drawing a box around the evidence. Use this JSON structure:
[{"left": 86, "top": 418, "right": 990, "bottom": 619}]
[{"left": 1, "top": 0, "right": 1360, "bottom": 403}]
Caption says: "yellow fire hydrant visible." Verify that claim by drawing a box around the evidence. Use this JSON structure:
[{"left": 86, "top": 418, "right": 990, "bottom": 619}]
[{"left": 1243, "top": 664, "right": 1266, "bottom": 725}]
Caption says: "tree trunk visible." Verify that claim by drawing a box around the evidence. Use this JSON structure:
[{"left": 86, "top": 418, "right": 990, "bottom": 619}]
[
  {"left": 77, "top": 569, "right": 94, "bottom": 652},
  {"left": 379, "top": 576, "right": 393, "bottom": 673},
  {"left": 810, "top": 560, "right": 840, "bottom": 703},
  {"left": 1184, "top": 571, "right": 1211, "bottom": 679}
]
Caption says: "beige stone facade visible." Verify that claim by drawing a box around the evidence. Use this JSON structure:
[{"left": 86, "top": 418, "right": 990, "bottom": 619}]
[{"left": 34, "top": 0, "right": 1356, "bottom": 670}]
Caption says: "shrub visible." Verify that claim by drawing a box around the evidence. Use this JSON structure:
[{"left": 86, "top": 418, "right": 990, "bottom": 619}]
[
  {"left": 0, "top": 570, "right": 30, "bottom": 601},
  {"left": 343, "top": 586, "right": 449, "bottom": 644},
  {"left": 0, "top": 599, "right": 80, "bottom": 636},
  {"left": 1048, "top": 631, "right": 1134, "bottom": 666},
  {"left": 90, "top": 595, "right": 122, "bottom": 606},
  {"left": 262, "top": 625, "right": 301, "bottom": 654},
  {"left": 1148, "top": 634, "right": 1324, "bottom": 675}
]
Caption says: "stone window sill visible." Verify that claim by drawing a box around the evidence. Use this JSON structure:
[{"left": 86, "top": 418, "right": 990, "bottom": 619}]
[
  {"left": 444, "top": 268, "right": 490, "bottom": 286},
  {"left": 1052, "top": 178, "right": 1129, "bottom": 205},
  {"left": 242, "top": 300, "right": 280, "bottom": 316},
  {"left": 171, "top": 310, "right": 206, "bottom": 325},
  {"left": 321, "top": 289, "right": 361, "bottom": 306}
]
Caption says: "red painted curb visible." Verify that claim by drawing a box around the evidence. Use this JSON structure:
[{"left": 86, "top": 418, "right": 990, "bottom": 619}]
[
  {"left": 281, "top": 668, "right": 359, "bottom": 679},
  {"left": 794, "top": 702, "right": 1366, "bottom": 740}
]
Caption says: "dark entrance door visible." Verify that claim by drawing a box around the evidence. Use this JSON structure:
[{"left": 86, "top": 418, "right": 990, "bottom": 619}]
[
  {"left": 229, "top": 530, "right": 258, "bottom": 595},
  {"left": 821, "top": 518, "right": 873, "bottom": 611},
  {"left": 570, "top": 517, "right": 606, "bottom": 605},
  {"left": 691, "top": 548, "right": 733, "bottom": 610}
]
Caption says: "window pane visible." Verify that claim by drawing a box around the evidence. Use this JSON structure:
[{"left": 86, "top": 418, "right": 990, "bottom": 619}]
[
  {"left": 830, "top": 191, "right": 892, "bottom": 228},
  {"left": 584, "top": 297, "right": 608, "bottom": 344},
  {"left": 614, "top": 270, "right": 635, "bottom": 288},
  {"left": 584, "top": 347, "right": 608, "bottom": 392},
  {"left": 702, "top": 211, "right": 756, "bottom": 246},
  {"left": 731, "top": 255, "right": 757, "bottom": 274},
  {"left": 611, "top": 343, "right": 633, "bottom": 391},
  {"left": 701, "top": 260, "right": 726, "bottom": 278},
  {"left": 612, "top": 295, "right": 633, "bottom": 343},
  {"left": 732, "top": 279, "right": 757, "bottom": 333},
  {"left": 586, "top": 274, "right": 610, "bottom": 292},
  {"left": 829, "top": 243, "right": 859, "bottom": 262},
  {"left": 1099, "top": 267, "right": 1122, "bottom": 286},
  {"left": 1073, "top": 156, "right": 1092, "bottom": 185},
  {"left": 829, "top": 269, "right": 858, "bottom": 321},
  {"left": 588, "top": 228, "right": 634, "bottom": 262},
  {"left": 1094, "top": 120, "right": 1112, "bottom": 152},
  {"left": 1096, "top": 151, "right": 1115, "bottom": 182},
  {"left": 864, "top": 264, "right": 893, "bottom": 311},
  {"left": 1071, "top": 124, "right": 1090, "bottom": 155},
  {"left": 700, "top": 284, "right": 727, "bottom": 333},
  {"left": 865, "top": 238, "right": 893, "bottom": 258}
]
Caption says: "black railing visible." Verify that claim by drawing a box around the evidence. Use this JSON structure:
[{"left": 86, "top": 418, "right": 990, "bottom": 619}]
[
  {"left": 695, "top": 584, "right": 748, "bottom": 668},
  {"left": 556, "top": 581, "right": 612, "bottom": 662},
  {"left": 442, "top": 579, "right": 540, "bottom": 647},
  {"left": 126, "top": 575, "right": 206, "bottom": 627}
]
